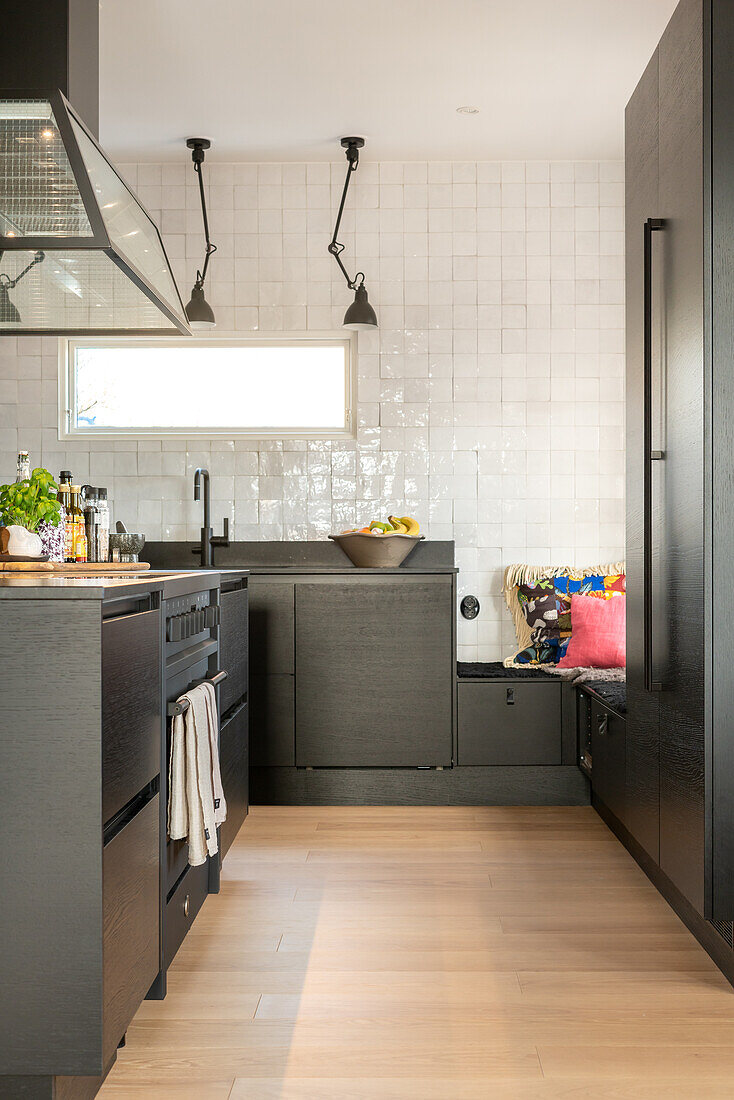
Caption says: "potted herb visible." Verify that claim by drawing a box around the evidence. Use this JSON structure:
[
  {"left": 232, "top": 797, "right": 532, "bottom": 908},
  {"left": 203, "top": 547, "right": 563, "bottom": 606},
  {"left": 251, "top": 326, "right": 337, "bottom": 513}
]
[{"left": 0, "top": 468, "right": 62, "bottom": 557}]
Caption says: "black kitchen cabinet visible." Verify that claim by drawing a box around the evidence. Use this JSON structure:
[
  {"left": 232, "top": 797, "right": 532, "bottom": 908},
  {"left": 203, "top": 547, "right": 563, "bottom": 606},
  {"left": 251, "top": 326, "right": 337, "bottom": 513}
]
[
  {"left": 458, "top": 681, "right": 562, "bottom": 766},
  {"left": 295, "top": 579, "right": 453, "bottom": 767},
  {"left": 219, "top": 701, "right": 249, "bottom": 858},
  {"left": 0, "top": 588, "right": 162, "bottom": 1095},
  {"left": 625, "top": 0, "right": 734, "bottom": 922},
  {"left": 625, "top": 45, "right": 661, "bottom": 866},
  {"left": 590, "top": 702, "right": 626, "bottom": 826},
  {"left": 102, "top": 609, "right": 161, "bottom": 824},
  {"left": 248, "top": 568, "right": 456, "bottom": 787},
  {"left": 218, "top": 581, "right": 248, "bottom": 715},
  {"left": 251, "top": 673, "right": 295, "bottom": 766}
]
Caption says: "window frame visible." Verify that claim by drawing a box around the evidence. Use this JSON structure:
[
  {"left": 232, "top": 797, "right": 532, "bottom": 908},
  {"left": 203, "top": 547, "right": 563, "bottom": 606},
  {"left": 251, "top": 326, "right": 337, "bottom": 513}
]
[{"left": 58, "top": 332, "right": 357, "bottom": 440}]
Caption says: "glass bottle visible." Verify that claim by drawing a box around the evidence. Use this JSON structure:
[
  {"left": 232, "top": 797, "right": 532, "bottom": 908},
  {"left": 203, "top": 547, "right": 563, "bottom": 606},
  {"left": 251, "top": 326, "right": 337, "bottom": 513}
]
[
  {"left": 58, "top": 472, "right": 74, "bottom": 563},
  {"left": 96, "top": 487, "right": 110, "bottom": 563},
  {"left": 15, "top": 451, "right": 30, "bottom": 482},
  {"left": 82, "top": 486, "right": 100, "bottom": 564},
  {"left": 69, "top": 485, "right": 87, "bottom": 563}
]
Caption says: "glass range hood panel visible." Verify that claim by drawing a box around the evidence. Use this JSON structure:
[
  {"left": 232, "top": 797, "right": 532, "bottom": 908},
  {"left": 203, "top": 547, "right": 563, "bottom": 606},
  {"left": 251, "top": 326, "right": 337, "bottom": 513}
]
[
  {"left": 0, "top": 249, "right": 183, "bottom": 332},
  {"left": 68, "top": 114, "right": 183, "bottom": 320},
  {"left": 0, "top": 99, "right": 92, "bottom": 236},
  {"left": 0, "top": 94, "right": 190, "bottom": 333}
]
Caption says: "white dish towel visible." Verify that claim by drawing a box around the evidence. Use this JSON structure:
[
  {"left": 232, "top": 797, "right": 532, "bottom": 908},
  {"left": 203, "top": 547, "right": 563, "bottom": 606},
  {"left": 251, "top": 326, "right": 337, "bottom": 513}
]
[{"left": 168, "top": 681, "right": 228, "bottom": 867}]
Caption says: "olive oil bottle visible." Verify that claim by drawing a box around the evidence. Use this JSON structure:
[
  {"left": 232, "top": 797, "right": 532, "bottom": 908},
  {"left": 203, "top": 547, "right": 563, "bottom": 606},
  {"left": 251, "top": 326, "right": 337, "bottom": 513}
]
[{"left": 69, "top": 485, "right": 87, "bottom": 564}]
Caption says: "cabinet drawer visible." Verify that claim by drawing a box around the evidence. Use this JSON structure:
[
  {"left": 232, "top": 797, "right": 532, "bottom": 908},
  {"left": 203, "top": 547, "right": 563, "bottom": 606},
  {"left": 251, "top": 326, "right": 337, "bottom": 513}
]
[
  {"left": 249, "top": 580, "right": 294, "bottom": 674},
  {"left": 251, "top": 674, "right": 295, "bottom": 766},
  {"left": 102, "top": 794, "right": 159, "bottom": 1063},
  {"left": 458, "top": 681, "right": 562, "bottom": 765},
  {"left": 102, "top": 609, "right": 161, "bottom": 824},
  {"left": 219, "top": 586, "right": 248, "bottom": 715},
  {"left": 220, "top": 702, "right": 249, "bottom": 859},
  {"left": 164, "top": 861, "right": 209, "bottom": 971}
]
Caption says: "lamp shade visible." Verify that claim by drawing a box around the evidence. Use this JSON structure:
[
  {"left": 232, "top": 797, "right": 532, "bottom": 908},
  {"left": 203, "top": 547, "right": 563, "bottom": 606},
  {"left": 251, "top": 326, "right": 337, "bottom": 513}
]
[
  {"left": 185, "top": 283, "right": 216, "bottom": 329},
  {"left": 0, "top": 282, "right": 21, "bottom": 324},
  {"left": 343, "top": 284, "right": 377, "bottom": 330}
]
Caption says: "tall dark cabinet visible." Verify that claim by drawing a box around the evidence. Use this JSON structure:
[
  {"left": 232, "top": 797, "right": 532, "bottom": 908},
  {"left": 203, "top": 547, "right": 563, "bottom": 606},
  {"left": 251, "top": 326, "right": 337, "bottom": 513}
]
[{"left": 625, "top": 0, "right": 734, "bottom": 923}]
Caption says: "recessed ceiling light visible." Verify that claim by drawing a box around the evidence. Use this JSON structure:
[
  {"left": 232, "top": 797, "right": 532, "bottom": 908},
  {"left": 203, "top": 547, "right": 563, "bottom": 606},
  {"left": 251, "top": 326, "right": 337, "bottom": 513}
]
[{"left": 456, "top": 105, "right": 480, "bottom": 115}]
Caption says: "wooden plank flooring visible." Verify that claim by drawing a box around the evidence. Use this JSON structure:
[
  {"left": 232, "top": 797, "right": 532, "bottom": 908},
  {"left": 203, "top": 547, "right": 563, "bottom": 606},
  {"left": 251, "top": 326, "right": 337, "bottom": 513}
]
[{"left": 99, "top": 806, "right": 734, "bottom": 1099}]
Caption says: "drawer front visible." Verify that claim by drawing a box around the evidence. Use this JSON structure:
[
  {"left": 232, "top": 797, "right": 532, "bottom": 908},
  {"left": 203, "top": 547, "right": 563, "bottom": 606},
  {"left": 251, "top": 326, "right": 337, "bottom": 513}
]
[
  {"left": 250, "top": 673, "right": 295, "bottom": 766},
  {"left": 219, "top": 586, "right": 248, "bottom": 715},
  {"left": 458, "top": 681, "right": 562, "bottom": 765},
  {"left": 103, "top": 794, "right": 159, "bottom": 1063},
  {"left": 249, "top": 580, "right": 294, "bottom": 674},
  {"left": 164, "top": 861, "right": 209, "bottom": 971},
  {"left": 102, "top": 609, "right": 161, "bottom": 824},
  {"left": 220, "top": 702, "right": 249, "bottom": 859}
]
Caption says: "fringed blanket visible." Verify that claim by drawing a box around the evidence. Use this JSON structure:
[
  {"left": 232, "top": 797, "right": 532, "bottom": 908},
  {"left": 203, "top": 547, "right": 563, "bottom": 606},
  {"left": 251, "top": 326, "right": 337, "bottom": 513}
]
[{"left": 502, "top": 561, "right": 626, "bottom": 670}]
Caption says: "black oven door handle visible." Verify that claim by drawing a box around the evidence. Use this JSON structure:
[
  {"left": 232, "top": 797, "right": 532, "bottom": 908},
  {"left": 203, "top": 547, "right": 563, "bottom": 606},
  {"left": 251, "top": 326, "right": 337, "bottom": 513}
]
[{"left": 167, "top": 669, "right": 228, "bottom": 716}]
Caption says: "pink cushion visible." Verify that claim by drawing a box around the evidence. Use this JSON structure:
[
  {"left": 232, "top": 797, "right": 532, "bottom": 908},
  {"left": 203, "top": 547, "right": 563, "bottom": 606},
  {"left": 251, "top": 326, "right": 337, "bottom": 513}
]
[{"left": 557, "top": 593, "right": 626, "bottom": 668}]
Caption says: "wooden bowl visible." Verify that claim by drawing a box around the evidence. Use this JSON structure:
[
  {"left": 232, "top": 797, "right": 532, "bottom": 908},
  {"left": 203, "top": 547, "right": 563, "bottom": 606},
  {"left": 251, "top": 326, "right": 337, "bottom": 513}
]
[{"left": 329, "top": 532, "right": 424, "bottom": 568}]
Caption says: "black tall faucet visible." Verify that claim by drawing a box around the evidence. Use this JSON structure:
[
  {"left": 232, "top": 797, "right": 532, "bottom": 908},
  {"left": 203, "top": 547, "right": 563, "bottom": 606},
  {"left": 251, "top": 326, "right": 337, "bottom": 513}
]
[{"left": 193, "top": 467, "right": 229, "bottom": 568}]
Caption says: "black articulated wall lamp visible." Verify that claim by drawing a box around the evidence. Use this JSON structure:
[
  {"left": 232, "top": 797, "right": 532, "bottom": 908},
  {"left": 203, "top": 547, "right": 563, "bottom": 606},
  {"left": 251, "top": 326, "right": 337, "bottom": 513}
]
[
  {"left": 185, "top": 137, "right": 217, "bottom": 329},
  {"left": 0, "top": 250, "right": 45, "bottom": 324},
  {"left": 328, "top": 137, "right": 378, "bottom": 330}
]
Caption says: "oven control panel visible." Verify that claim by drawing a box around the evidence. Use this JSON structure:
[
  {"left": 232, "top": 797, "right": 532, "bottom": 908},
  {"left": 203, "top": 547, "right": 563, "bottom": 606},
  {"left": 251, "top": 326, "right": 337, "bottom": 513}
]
[{"left": 165, "top": 590, "right": 220, "bottom": 643}]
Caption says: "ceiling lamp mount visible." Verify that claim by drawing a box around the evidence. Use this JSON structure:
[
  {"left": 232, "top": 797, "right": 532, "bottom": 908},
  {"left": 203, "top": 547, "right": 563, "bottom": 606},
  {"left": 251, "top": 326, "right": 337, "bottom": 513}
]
[
  {"left": 328, "top": 136, "right": 377, "bottom": 331},
  {"left": 185, "top": 137, "right": 217, "bottom": 329}
]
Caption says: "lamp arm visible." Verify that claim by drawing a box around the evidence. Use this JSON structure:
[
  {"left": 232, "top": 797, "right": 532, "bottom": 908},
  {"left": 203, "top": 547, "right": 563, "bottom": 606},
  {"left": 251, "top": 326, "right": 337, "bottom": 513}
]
[
  {"left": 0, "top": 250, "right": 45, "bottom": 289},
  {"left": 328, "top": 146, "right": 362, "bottom": 290},
  {"left": 193, "top": 157, "right": 217, "bottom": 286}
]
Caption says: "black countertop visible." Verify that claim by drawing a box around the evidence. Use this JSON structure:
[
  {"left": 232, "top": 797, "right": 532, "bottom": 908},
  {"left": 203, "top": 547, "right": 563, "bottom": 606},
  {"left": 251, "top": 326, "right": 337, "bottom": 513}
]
[{"left": 144, "top": 539, "right": 457, "bottom": 574}]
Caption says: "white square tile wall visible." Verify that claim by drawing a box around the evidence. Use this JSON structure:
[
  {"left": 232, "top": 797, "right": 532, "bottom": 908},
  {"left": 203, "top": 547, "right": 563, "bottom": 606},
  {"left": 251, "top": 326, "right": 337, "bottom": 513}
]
[{"left": 0, "top": 159, "right": 625, "bottom": 660}]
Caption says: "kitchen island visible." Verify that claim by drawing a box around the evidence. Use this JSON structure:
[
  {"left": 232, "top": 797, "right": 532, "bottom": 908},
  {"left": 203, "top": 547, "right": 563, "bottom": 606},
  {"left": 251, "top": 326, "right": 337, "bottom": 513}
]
[{"left": 0, "top": 569, "right": 248, "bottom": 1100}]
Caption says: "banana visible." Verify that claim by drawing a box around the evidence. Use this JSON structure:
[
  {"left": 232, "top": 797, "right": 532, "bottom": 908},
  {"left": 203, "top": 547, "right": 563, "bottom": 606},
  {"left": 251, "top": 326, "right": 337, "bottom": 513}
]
[
  {"left": 399, "top": 515, "right": 420, "bottom": 536},
  {"left": 387, "top": 515, "right": 409, "bottom": 534}
]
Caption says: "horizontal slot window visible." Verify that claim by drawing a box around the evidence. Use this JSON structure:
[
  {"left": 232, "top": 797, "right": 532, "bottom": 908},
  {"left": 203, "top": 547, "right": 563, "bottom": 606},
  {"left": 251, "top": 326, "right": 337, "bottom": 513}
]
[{"left": 60, "top": 334, "right": 355, "bottom": 439}]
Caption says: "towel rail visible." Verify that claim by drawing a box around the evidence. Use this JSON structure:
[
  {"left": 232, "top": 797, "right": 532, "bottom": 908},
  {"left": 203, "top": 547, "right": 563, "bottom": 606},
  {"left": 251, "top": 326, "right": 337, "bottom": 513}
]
[{"left": 167, "top": 669, "right": 228, "bottom": 717}]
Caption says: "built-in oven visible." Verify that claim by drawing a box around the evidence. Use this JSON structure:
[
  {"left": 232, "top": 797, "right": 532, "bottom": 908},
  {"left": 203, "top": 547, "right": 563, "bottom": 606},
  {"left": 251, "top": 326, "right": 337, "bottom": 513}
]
[{"left": 148, "top": 574, "right": 226, "bottom": 999}]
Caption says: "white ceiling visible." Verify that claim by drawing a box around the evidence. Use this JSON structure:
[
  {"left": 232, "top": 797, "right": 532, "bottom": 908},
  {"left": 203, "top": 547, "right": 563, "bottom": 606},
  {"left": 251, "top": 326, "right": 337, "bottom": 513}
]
[{"left": 99, "top": 0, "right": 677, "bottom": 162}]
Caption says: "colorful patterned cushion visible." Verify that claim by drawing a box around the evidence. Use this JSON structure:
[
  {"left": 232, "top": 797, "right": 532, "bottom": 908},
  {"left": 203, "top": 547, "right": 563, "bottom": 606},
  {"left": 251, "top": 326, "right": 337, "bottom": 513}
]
[{"left": 503, "top": 565, "right": 625, "bottom": 667}]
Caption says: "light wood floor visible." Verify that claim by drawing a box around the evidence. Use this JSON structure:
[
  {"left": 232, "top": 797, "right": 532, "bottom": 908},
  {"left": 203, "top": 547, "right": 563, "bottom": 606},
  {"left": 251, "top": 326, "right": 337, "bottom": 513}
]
[{"left": 99, "top": 806, "right": 734, "bottom": 1099}]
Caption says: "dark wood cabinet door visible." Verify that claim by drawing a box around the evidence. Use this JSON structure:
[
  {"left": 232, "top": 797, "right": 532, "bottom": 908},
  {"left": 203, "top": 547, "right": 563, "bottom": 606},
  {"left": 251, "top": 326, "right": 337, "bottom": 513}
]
[
  {"left": 657, "top": 0, "right": 706, "bottom": 915},
  {"left": 219, "top": 585, "right": 248, "bottom": 715},
  {"left": 248, "top": 580, "right": 294, "bottom": 675},
  {"left": 458, "top": 682, "right": 561, "bottom": 765},
  {"left": 250, "top": 673, "right": 295, "bottom": 766},
  {"left": 625, "top": 45, "right": 660, "bottom": 861},
  {"left": 102, "top": 609, "right": 161, "bottom": 825},
  {"left": 219, "top": 702, "right": 249, "bottom": 859},
  {"left": 102, "top": 795, "right": 159, "bottom": 1064},
  {"left": 591, "top": 704, "right": 626, "bottom": 824},
  {"left": 295, "top": 580, "right": 453, "bottom": 767}
]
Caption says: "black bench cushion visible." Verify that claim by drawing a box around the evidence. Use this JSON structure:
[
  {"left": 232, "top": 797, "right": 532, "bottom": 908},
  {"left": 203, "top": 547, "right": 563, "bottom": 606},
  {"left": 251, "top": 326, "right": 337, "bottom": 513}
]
[
  {"left": 457, "top": 661, "right": 554, "bottom": 680},
  {"left": 583, "top": 680, "right": 627, "bottom": 714}
]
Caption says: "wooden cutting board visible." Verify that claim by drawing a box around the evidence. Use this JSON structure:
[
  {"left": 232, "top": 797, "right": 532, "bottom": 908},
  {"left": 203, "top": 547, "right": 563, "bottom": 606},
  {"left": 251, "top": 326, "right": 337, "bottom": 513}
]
[
  {"left": 51, "top": 562, "right": 151, "bottom": 573},
  {"left": 0, "top": 561, "right": 150, "bottom": 573},
  {"left": 0, "top": 560, "right": 54, "bottom": 571}
]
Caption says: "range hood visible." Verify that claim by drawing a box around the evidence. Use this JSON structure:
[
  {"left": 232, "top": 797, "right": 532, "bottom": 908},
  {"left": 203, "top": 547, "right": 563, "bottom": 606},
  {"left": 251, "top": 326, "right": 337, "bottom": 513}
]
[{"left": 0, "top": 2, "right": 190, "bottom": 335}]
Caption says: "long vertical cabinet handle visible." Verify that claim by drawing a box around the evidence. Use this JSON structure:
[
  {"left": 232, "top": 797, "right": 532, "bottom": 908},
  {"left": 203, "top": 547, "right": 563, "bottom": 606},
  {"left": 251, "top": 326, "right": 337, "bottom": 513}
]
[{"left": 643, "top": 217, "right": 665, "bottom": 693}]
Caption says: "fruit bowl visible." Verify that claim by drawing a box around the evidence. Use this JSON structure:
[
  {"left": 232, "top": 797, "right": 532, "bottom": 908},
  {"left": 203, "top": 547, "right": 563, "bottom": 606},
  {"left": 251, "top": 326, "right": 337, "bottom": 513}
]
[{"left": 329, "top": 531, "right": 424, "bottom": 568}]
